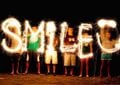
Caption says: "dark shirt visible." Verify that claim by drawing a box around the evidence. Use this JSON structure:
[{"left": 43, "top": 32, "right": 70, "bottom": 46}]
[
  {"left": 64, "top": 35, "right": 76, "bottom": 45},
  {"left": 82, "top": 43, "right": 90, "bottom": 54}
]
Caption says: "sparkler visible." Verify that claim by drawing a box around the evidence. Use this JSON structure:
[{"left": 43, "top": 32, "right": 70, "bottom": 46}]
[
  {"left": 1, "top": 18, "right": 22, "bottom": 53},
  {"left": 46, "top": 21, "right": 56, "bottom": 54},
  {"left": 78, "top": 23, "right": 93, "bottom": 59},
  {"left": 37, "top": 21, "right": 45, "bottom": 53},
  {"left": 96, "top": 19, "right": 120, "bottom": 53},
  {"left": 60, "top": 22, "right": 68, "bottom": 52},
  {"left": 23, "top": 20, "right": 45, "bottom": 53},
  {"left": 97, "top": 19, "right": 117, "bottom": 28},
  {"left": 1, "top": 17, "right": 120, "bottom": 55},
  {"left": 60, "top": 22, "right": 77, "bottom": 53},
  {"left": 96, "top": 33, "right": 120, "bottom": 53}
]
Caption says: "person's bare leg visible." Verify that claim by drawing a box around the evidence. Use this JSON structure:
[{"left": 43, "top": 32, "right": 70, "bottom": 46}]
[
  {"left": 79, "top": 59, "right": 84, "bottom": 77},
  {"left": 47, "top": 64, "right": 50, "bottom": 74},
  {"left": 70, "top": 67, "right": 74, "bottom": 76},
  {"left": 24, "top": 61, "right": 29, "bottom": 74},
  {"left": 16, "top": 62, "right": 20, "bottom": 74},
  {"left": 53, "top": 64, "right": 56, "bottom": 73},
  {"left": 53, "top": 64, "right": 56, "bottom": 76},
  {"left": 11, "top": 63, "right": 14, "bottom": 75},
  {"left": 37, "top": 54, "right": 40, "bottom": 74},
  {"left": 100, "top": 60, "right": 104, "bottom": 77},
  {"left": 86, "top": 58, "right": 89, "bottom": 77},
  {"left": 107, "top": 60, "right": 111, "bottom": 78},
  {"left": 37, "top": 62, "right": 40, "bottom": 74},
  {"left": 64, "top": 67, "right": 67, "bottom": 75},
  {"left": 24, "top": 54, "right": 29, "bottom": 74}
]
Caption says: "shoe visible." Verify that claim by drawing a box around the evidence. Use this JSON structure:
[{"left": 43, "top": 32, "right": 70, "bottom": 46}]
[
  {"left": 64, "top": 71, "right": 68, "bottom": 76},
  {"left": 79, "top": 75, "right": 82, "bottom": 77},
  {"left": 53, "top": 73, "right": 56, "bottom": 76},
  {"left": 37, "top": 71, "right": 40, "bottom": 74},
  {"left": 23, "top": 71, "right": 28, "bottom": 74},
  {"left": 70, "top": 72, "right": 74, "bottom": 76},
  {"left": 100, "top": 74, "right": 103, "bottom": 78},
  {"left": 70, "top": 73, "right": 74, "bottom": 76},
  {"left": 86, "top": 75, "right": 89, "bottom": 77},
  {"left": 10, "top": 71, "right": 14, "bottom": 75},
  {"left": 108, "top": 75, "right": 111, "bottom": 79},
  {"left": 16, "top": 71, "right": 20, "bottom": 75},
  {"left": 46, "top": 72, "right": 50, "bottom": 75}
]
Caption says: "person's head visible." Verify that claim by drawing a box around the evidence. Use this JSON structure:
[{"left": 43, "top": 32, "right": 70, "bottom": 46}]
[
  {"left": 9, "top": 26, "right": 16, "bottom": 33},
  {"left": 105, "top": 31, "right": 111, "bottom": 39},
  {"left": 103, "top": 26, "right": 112, "bottom": 40},
  {"left": 67, "top": 27, "right": 73, "bottom": 36},
  {"left": 32, "top": 26, "right": 38, "bottom": 32},
  {"left": 82, "top": 30, "right": 90, "bottom": 37},
  {"left": 9, "top": 26, "right": 20, "bottom": 36}
]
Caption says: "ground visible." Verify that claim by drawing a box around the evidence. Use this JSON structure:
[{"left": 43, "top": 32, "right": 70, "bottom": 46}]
[{"left": 0, "top": 74, "right": 120, "bottom": 85}]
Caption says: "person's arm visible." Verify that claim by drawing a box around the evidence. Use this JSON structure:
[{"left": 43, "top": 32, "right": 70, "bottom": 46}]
[
  {"left": 90, "top": 42, "right": 93, "bottom": 53},
  {"left": 38, "top": 34, "right": 41, "bottom": 47},
  {"left": 54, "top": 37, "right": 59, "bottom": 47},
  {"left": 112, "top": 39, "right": 116, "bottom": 48},
  {"left": 100, "top": 29, "right": 105, "bottom": 41},
  {"left": 27, "top": 34, "right": 30, "bottom": 45},
  {"left": 64, "top": 37, "right": 68, "bottom": 45}
]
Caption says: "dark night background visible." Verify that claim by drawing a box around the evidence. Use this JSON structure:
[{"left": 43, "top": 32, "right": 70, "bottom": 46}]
[{"left": 0, "top": 1, "right": 120, "bottom": 77}]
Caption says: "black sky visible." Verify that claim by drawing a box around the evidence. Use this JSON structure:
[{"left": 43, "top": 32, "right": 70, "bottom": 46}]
[{"left": 0, "top": 0, "right": 119, "bottom": 26}]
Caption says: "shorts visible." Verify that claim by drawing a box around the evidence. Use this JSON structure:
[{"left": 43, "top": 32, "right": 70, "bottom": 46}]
[
  {"left": 101, "top": 53, "right": 112, "bottom": 60},
  {"left": 45, "top": 50, "right": 58, "bottom": 64},
  {"left": 10, "top": 53, "right": 21, "bottom": 63},
  {"left": 64, "top": 52, "right": 76, "bottom": 66},
  {"left": 27, "top": 51, "right": 40, "bottom": 62}
]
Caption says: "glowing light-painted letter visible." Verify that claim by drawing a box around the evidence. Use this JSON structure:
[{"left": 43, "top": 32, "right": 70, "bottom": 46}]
[
  {"left": 1, "top": 17, "right": 22, "bottom": 53},
  {"left": 96, "top": 19, "right": 120, "bottom": 53},
  {"left": 46, "top": 21, "right": 56, "bottom": 52},
  {"left": 78, "top": 23, "right": 93, "bottom": 59},
  {"left": 60, "top": 22, "right": 77, "bottom": 53},
  {"left": 23, "top": 20, "right": 45, "bottom": 53}
]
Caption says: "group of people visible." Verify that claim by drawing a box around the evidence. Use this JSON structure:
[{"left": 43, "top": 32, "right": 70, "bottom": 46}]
[{"left": 1, "top": 20, "right": 118, "bottom": 79}]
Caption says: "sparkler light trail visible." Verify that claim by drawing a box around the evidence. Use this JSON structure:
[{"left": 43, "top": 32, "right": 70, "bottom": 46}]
[
  {"left": 78, "top": 23, "right": 93, "bottom": 59},
  {"left": 96, "top": 19, "right": 120, "bottom": 53},
  {"left": 23, "top": 20, "right": 45, "bottom": 53},
  {"left": 60, "top": 22, "right": 77, "bottom": 53},
  {"left": 1, "top": 18, "right": 22, "bottom": 53},
  {"left": 46, "top": 21, "right": 56, "bottom": 54}
]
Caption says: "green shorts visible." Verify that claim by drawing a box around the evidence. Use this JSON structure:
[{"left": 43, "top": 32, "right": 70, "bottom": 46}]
[{"left": 101, "top": 53, "right": 112, "bottom": 60}]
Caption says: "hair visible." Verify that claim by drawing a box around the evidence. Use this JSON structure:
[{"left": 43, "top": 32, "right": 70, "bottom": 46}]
[
  {"left": 104, "top": 26, "right": 118, "bottom": 40},
  {"left": 66, "top": 27, "right": 74, "bottom": 36},
  {"left": 82, "top": 29, "right": 92, "bottom": 35}
]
